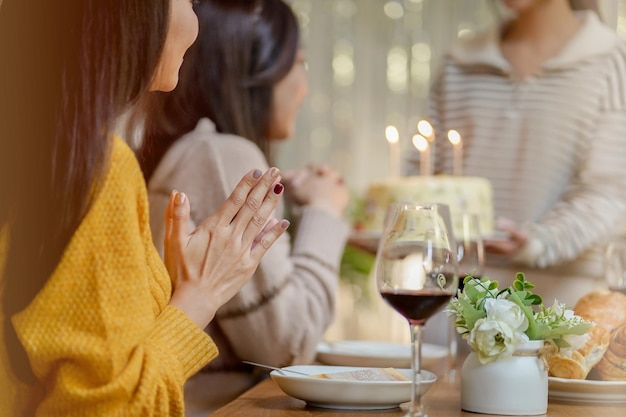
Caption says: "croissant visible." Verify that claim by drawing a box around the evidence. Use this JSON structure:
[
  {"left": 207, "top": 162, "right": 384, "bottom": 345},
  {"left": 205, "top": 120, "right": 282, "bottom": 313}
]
[
  {"left": 595, "top": 323, "right": 626, "bottom": 381},
  {"left": 547, "top": 290, "right": 625, "bottom": 380},
  {"left": 547, "top": 325, "right": 610, "bottom": 379},
  {"left": 573, "top": 290, "right": 626, "bottom": 332},
  {"left": 547, "top": 350, "right": 588, "bottom": 379}
]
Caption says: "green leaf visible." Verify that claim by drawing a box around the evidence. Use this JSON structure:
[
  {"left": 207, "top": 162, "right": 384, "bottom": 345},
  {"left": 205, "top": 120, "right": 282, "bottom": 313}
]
[{"left": 458, "top": 297, "right": 485, "bottom": 331}]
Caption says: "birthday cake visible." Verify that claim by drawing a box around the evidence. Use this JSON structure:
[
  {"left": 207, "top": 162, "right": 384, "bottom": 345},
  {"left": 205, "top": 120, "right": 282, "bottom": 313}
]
[{"left": 358, "top": 176, "right": 494, "bottom": 237}]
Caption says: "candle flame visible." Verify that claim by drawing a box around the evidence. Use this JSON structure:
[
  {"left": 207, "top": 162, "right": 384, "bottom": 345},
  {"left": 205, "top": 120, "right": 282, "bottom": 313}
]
[
  {"left": 417, "top": 120, "right": 433, "bottom": 140},
  {"left": 385, "top": 125, "right": 399, "bottom": 144},
  {"left": 412, "top": 134, "right": 429, "bottom": 151},
  {"left": 447, "top": 129, "right": 461, "bottom": 146}
]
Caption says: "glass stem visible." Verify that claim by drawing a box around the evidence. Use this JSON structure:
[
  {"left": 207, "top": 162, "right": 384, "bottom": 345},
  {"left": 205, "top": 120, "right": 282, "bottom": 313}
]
[
  {"left": 408, "top": 321, "right": 425, "bottom": 417},
  {"left": 446, "top": 316, "right": 458, "bottom": 382}
]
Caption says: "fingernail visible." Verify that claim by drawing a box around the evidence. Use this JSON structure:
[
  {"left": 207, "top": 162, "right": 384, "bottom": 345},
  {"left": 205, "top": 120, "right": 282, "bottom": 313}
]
[
  {"left": 273, "top": 183, "right": 284, "bottom": 194},
  {"left": 174, "top": 192, "right": 186, "bottom": 206},
  {"left": 270, "top": 167, "right": 280, "bottom": 178},
  {"left": 279, "top": 219, "right": 290, "bottom": 229},
  {"left": 252, "top": 169, "right": 262, "bottom": 179}
]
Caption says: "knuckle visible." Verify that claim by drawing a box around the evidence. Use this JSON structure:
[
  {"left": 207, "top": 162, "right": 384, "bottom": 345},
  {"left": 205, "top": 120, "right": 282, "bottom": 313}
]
[
  {"left": 258, "top": 237, "right": 272, "bottom": 250},
  {"left": 267, "top": 192, "right": 281, "bottom": 205},
  {"left": 251, "top": 213, "right": 266, "bottom": 228},
  {"left": 229, "top": 191, "right": 246, "bottom": 207},
  {"left": 245, "top": 196, "right": 261, "bottom": 211}
]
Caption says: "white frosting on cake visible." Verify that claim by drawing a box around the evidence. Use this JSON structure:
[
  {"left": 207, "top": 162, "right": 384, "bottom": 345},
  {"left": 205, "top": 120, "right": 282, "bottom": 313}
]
[{"left": 361, "top": 176, "right": 494, "bottom": 237}]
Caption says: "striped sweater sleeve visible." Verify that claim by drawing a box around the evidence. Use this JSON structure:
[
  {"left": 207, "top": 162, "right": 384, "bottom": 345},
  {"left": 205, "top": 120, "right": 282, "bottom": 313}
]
[{"left": 516, "top": 46, "right": 626, "bottom": 267}]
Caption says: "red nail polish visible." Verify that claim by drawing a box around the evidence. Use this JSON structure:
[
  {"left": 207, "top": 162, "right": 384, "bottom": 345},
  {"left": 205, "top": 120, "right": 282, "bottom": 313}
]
[{"left": 273, "top": 183, "right": 284, "bottom": 194}]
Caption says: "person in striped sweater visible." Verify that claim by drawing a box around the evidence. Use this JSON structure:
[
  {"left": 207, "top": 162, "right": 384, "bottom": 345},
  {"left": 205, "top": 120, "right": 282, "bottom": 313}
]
[{"left": 413, "top": 0, "right": 626, "bottom": 305}]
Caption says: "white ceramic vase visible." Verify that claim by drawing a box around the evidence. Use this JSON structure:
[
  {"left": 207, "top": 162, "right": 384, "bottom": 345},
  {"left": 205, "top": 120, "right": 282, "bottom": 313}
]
[{"left": 461, "top": 340, "right": 548, "bottom": 415}]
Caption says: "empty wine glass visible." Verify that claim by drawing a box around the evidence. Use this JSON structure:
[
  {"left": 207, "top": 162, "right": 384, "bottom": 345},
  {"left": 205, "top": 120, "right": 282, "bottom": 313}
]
[
  {"left": 445, "top": 212, "right": 485, "bottom": 381},
  {"left": 605, "top": 239, "right": 626, "bottom": 295},
  {"left": 376, "top": 203, "right": 458, "bottom": 417},
  {"left": 456, "top": 212, "right": 485, "bottom": 287}
]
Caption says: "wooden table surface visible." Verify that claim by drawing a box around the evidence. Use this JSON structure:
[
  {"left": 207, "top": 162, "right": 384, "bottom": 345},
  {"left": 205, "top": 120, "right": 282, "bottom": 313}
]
[{"left": 210, "top": 376, "right": 624, "bottom": 417}]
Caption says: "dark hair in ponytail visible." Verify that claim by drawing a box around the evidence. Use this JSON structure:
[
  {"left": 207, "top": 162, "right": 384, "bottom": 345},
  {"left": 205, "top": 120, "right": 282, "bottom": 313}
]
[{"left": 139, "top": 0, "right": 300, "bottom": 181}]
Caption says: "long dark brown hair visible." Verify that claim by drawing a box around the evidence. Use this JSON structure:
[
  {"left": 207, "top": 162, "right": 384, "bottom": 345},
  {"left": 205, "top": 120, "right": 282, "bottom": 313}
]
[
  {"left": 0, "top": 0, "right": 169, "bottom": 382},
  {"left": 139, "top": 0, "right": 300, "bottom": 181}
]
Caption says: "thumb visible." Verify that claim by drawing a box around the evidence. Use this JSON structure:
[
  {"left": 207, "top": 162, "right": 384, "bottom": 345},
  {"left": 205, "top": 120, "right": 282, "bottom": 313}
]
[{"left": 164, "top": 190, "right": 191, "bottom": 269}]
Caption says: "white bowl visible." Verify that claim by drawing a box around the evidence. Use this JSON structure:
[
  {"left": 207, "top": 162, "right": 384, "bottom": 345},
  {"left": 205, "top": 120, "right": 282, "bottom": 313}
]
[{"left": 271, "top": 365, "right": 436, "bottom": 410}]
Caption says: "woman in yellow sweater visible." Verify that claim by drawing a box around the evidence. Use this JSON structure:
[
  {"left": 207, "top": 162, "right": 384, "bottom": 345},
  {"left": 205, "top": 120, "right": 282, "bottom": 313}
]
[{"left": 0, "top": 1, "right": 288, "bottom": 416}]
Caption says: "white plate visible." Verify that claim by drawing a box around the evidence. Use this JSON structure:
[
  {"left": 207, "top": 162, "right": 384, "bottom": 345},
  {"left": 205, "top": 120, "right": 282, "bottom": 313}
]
[
  {"left": 548, "top": 377, "right": 626, "bottom": 404},
  {"left": 316, "top": 340, "right": 447, "bottom": 369},
  {"left": 270, "top": 365, "right": 436, "bottom": 410}
]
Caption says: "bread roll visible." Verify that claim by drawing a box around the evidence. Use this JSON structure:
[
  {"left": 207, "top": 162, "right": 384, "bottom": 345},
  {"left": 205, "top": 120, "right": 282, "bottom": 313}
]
[
  {"left": 595, "top": 323, "right": 626, "bottom": 381},
  {"left": 547, "top": 351, "right": 588, "bottom": 379},
  {"left": 573, "top": 290, "right": 626, "bottom": 332},
  {"left": 311, "top": 367, "right": 409, "bottom": 381},
  {"left": 547, "top": 325, "right": 610, "bottom": 379},
  {"left": 548, "top": 290, "right": 625, "bottom": 379}
]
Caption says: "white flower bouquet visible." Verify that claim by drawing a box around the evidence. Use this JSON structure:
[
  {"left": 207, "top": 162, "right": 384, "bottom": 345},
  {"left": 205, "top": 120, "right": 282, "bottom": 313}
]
[{"left": 447, "top": 273, "right": 593, "bottom": 364}]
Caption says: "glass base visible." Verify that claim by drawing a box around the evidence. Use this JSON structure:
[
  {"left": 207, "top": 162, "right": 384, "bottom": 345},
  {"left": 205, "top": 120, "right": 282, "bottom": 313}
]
[{"left": 401, "top": 406, "right": 427, "bottom": 417}]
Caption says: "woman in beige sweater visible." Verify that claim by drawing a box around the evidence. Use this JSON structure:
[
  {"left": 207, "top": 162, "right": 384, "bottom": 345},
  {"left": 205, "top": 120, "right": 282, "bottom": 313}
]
[{"left": 138, "top": 0, "right": 350, "bottom": 414}]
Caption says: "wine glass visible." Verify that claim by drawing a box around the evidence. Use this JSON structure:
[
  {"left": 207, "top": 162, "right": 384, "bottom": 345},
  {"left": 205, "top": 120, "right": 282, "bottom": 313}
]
[
  {"left": 456, "top": 212, "right": 485, "bottom": 287},
  {"left": 445, "top": 212, "right": 485, "bottom": 380},
  {"left": 376, "top": 203, "right": 458, "bottom": 417},
  {"left": 605, "top": 238, "right": 626, "bottom": 295}
]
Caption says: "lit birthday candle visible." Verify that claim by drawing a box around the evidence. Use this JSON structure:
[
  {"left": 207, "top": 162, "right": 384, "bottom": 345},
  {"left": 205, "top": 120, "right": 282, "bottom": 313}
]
[
  {"left": 448, "top": 129, "right": 463, "bottom": 176},
  {"left": 412, "top": 134, "right": 430, "bottom": 176},
  {"left": 417, "top": 120, "right": 434, "bottom": 143},
  {"left": 417, "top": 120, "right": 435, "bottom": 175},
  {"left": 385, "top": 125, "right": 401, "bottom": 178},
  {"left": 447, "top": 129, "right": 463, "bottom": 176}
]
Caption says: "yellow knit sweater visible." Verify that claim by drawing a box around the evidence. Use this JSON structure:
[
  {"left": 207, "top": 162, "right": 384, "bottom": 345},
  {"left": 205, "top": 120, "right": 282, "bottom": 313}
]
[{"left": 0, "top": 138, "right": 218, "bottom": 416}]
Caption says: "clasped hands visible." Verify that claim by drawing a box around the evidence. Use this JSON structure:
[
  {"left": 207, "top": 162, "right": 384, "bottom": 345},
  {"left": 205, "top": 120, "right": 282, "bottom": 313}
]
[
  {"left": 165, "top": 167, "right": 289, "bottom": 328},
  {"left": 282, "top": 163, "right": 349, "bottom": 218}
]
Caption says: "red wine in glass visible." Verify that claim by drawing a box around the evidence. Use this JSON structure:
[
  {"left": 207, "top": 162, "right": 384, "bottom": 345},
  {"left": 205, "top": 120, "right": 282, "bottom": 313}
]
[{"left": 381, "top": 289, "right": 452, "bottom": 324}]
